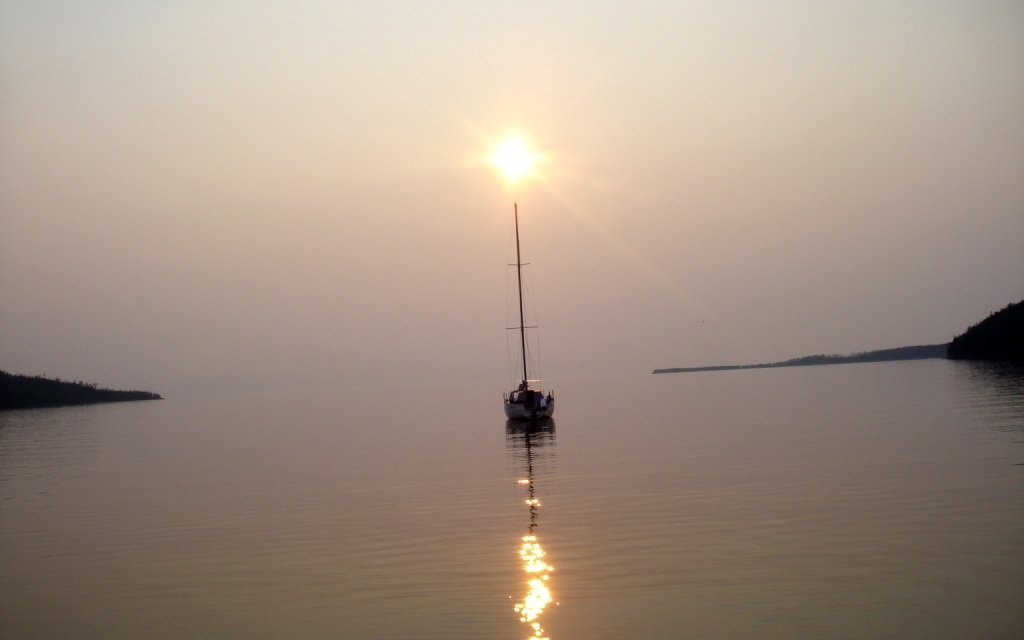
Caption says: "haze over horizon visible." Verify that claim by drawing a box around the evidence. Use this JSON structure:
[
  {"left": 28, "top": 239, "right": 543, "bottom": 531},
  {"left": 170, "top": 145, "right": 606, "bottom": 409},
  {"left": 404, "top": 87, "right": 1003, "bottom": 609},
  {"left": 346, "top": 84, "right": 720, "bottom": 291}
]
[{"left": 2, "top": 2, "right": 1022, "bottom": 396}]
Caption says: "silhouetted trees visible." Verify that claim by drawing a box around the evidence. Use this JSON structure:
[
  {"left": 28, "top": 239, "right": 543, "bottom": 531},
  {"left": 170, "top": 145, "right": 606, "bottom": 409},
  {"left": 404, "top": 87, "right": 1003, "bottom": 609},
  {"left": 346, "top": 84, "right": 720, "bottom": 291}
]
[
  {"left": 653, "top": 344, "right": 948, "bottom": 374},
  {"left": 657, "top": 300, "right": 1024, "bottom": 374},
  {"left": 0, "top": 370, "right": 161, "bottom": 410},
  {"left": 947, "top": 301, "right": 1024, "bottom": 362},
  {"left": 779, "top": 344, "right": 949, "bottom": 366}
]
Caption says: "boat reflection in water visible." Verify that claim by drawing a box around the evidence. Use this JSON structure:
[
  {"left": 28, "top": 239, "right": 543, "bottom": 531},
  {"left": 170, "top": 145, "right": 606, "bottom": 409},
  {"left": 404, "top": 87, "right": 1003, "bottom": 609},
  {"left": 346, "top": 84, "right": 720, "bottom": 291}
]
[{"left": 506, "top": 418, "right": 557, "bottom": 640}]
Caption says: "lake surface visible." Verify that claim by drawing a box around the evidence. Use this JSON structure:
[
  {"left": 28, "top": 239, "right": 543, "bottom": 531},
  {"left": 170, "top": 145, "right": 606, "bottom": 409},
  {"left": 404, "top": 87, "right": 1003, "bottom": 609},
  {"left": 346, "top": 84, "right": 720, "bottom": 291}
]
[{"left": 2, "top": 360, "right": 1022, "bottom": 639}]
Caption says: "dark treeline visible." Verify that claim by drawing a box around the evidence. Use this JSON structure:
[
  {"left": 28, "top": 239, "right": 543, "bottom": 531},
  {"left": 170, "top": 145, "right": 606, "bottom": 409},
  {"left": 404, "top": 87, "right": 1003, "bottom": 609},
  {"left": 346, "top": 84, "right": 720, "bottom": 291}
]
[
  {"left": 947, "top": 300, "right": 1023, "bottom": 362},
  {"left": 782, "top": 344, "right": 949, "bottom": 366},
  {"left": 653, "top": 344, "right": 947, "bottom": 375},
  {"left": 0, "top": 370, "right": 162, "bottom": 410},
  {"left": 655, "top": 299, "right": 1024, "bottom": 375}
]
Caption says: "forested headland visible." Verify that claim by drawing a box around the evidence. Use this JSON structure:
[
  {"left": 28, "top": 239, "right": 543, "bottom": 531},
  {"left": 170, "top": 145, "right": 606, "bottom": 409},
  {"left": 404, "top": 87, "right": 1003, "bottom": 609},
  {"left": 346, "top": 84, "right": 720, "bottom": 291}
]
[
  {"left": 947, "top": 300, "right": 1023, "bottom": 362},
  {"left": 0, "top": 370, "right": 162, "bottom": 410}
]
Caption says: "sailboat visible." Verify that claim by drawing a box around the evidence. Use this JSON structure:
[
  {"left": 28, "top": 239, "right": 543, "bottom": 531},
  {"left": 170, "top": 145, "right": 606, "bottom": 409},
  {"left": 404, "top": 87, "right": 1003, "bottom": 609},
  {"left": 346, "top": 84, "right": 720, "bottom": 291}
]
[{"left": 504, "top": 203, "right": 555, "bottom": 420}]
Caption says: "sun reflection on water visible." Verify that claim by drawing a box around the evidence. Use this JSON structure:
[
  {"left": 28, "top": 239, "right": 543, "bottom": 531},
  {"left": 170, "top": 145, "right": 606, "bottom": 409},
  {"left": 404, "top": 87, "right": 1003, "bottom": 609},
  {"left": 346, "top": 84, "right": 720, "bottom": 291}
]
[
  {"left": 507, "top": 419, "right": 557, "bottom": 640},
  {"left": 515, "top": 533, "right": 554, "bottom": 639}
]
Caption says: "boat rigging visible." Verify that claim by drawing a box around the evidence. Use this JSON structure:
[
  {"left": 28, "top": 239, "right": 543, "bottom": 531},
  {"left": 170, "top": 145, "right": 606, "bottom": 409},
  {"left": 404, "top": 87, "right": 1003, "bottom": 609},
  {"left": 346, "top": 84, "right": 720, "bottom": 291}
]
[{"left": 504, "top": 203, "right": 555, "bottom": 420}]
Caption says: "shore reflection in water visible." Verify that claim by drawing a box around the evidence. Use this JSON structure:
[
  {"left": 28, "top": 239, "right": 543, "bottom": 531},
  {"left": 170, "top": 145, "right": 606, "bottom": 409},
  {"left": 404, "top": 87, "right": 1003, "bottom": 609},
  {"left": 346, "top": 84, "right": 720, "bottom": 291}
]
[{"left": 507, "top": 418, "right": 557, "bottom": 640}]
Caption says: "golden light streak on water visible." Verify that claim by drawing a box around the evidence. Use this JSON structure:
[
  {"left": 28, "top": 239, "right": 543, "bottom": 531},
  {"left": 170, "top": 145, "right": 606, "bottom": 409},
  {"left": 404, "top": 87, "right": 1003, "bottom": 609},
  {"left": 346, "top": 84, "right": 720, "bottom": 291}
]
[
  {"left": 508, "top": 420, "right": 558, "bottom": 639},
  {"left": 514, "top": 533, "right": 554, "bottom": 640}
]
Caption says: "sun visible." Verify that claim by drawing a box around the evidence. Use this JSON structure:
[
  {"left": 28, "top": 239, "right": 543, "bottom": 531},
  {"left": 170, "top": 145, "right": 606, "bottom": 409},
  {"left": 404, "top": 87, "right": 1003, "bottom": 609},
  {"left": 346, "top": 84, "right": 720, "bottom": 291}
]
[{"left": 491, "top": 135, "right": 536, "bottom": 183}]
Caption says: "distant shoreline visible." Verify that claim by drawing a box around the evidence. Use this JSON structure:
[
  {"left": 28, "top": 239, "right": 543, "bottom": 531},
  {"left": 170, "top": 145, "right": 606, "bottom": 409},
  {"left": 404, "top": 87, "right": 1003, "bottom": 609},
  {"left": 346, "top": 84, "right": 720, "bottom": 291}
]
[
  {"left": 653, "top": 344, "right": 948, "bottom": 375},
  {"left": 655, "top": 299, "right": 1023, "bottom": 375},
  {"left": 0, "top": 370, "right": 162, "bottom": 411}
]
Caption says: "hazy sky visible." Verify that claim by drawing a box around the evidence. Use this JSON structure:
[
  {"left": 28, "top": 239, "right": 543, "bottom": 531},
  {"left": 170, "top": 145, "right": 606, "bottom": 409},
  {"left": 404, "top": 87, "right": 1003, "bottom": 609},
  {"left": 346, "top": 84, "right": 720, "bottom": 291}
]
[{"left": 2, "top": 1, "right": 1022, "bottom": 395}]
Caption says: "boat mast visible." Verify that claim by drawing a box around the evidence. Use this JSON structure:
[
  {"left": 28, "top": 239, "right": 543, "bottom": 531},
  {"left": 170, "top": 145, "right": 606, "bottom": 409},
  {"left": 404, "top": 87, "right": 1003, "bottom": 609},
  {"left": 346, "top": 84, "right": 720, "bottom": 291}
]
[{"left": 514, "top": 202, "right": 529, "bottom": 388}]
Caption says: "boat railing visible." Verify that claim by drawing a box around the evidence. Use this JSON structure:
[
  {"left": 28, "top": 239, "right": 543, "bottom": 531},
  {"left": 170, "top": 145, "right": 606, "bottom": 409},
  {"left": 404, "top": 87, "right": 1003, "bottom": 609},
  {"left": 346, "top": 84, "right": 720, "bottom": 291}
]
[{"left": 505, "top": 389, "right": 554, "bottom": 404}]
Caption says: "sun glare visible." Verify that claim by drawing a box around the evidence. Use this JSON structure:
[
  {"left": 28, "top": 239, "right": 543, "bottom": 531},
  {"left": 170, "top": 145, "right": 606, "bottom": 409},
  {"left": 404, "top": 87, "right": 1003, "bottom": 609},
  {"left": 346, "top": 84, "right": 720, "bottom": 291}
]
[{"left": 491, "top": 135, "right": 536, "bottom": 183}]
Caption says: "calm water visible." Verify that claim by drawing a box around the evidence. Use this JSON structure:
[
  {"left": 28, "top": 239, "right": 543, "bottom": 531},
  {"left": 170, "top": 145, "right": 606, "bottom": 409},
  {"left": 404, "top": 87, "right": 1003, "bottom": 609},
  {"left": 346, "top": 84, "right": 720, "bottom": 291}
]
[{"left": 1, "top": 360, "right": 1022, "bottom": 639}]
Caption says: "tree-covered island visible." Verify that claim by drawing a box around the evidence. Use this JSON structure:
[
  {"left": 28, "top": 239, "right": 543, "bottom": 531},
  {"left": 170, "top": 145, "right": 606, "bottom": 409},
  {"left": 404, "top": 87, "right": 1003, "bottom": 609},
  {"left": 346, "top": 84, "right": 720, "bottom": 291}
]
[{"left": 0, "top": 370, "right": 162, "bottom": 410}]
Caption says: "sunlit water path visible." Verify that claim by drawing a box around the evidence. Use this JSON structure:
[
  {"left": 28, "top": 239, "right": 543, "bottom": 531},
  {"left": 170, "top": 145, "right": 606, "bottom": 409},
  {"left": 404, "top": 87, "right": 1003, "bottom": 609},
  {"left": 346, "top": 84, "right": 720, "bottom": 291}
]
[{"left": 2, "top": 360, "right": 1022, "bottom": 638}]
